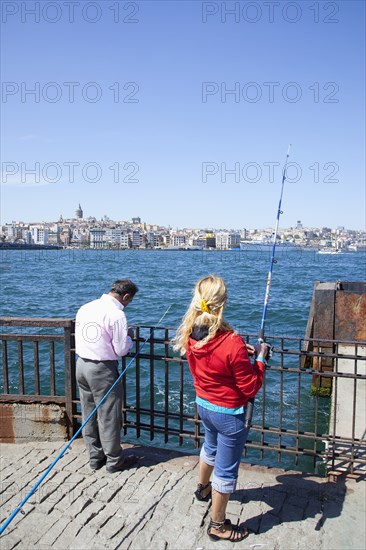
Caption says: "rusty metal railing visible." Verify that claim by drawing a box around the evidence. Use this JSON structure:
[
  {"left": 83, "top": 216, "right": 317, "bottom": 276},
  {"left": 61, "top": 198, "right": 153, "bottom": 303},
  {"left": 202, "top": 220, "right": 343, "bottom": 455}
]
[
  {"left": 0, "top": 317, "right": 77, "bottom": 438},
  {"left": 1, "top": 318, "right": 365, "bottom": 475},
  {"left": 119, "top": 326, "right": 366, "bottom": 475}
]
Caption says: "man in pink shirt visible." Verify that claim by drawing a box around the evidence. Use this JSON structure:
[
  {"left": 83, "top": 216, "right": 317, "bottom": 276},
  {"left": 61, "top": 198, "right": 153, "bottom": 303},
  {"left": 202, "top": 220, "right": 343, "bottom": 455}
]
[{"left": 75, "top": 279, "right": 138, "bottom": 473}]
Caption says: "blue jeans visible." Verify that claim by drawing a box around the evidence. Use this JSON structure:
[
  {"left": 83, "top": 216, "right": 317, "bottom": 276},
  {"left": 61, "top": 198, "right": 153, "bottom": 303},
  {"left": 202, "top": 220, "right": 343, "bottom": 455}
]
[{"left": 198, "top": 404, "right": 249, "bottom": 494}]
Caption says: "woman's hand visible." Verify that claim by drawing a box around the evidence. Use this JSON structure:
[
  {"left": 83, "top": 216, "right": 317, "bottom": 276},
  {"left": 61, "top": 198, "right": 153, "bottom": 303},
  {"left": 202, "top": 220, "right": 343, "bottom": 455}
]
[
  {"left": 258, "top": 343, "right": 271, "bottom": 359},
  {"left": 246, "top": 344, "right": 256, "bottom": 356},
  {"left": 250, "top": 342, "right": 271, "bottom": 359},
  {"left": 246, "top": 342, "right": 271, "bottom": 359}
]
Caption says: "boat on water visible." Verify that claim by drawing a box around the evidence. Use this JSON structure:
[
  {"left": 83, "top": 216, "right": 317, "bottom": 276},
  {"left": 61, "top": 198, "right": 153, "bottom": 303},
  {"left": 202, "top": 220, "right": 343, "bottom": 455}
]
[
  {"left": 317, "top": 248, "right": 343, "bottom": 255},
  {"left": 239, "top": 240, "right": 299, "bottom": 251}
]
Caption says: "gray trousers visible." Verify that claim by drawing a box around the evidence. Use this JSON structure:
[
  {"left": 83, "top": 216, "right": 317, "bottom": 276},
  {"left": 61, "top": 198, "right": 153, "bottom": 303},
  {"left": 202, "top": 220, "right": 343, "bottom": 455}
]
[{"left": 76, "top": 357, "right": 125, "bottom": 469}]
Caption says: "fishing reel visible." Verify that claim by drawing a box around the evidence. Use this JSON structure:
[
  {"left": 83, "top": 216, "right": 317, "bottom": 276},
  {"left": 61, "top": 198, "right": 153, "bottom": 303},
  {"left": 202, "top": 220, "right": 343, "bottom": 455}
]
[{"left": 254, "top": 340, "right": 273, "bottom": 361}]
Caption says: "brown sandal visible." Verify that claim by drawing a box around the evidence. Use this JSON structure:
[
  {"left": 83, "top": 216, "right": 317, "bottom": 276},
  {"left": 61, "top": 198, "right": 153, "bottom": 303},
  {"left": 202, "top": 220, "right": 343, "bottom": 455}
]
[{"left": 207, "top": 518, "right": 249, "bottom": 542}]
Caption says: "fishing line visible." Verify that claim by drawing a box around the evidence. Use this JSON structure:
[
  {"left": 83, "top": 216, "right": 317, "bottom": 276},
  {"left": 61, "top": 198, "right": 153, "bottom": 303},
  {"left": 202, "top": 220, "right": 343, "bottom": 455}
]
[
  {"left": 244, "top": 145, "right": 292, "bottom": 429},
  {"left": 0, "top": 304, "right": 173, "bottom": 536}
]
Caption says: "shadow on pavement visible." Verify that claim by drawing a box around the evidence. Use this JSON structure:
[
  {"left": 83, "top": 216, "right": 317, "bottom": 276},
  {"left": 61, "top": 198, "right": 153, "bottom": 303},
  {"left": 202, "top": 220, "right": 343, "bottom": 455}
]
[{"left": 233, "top": 473, "right": 347, "bottom": 534}]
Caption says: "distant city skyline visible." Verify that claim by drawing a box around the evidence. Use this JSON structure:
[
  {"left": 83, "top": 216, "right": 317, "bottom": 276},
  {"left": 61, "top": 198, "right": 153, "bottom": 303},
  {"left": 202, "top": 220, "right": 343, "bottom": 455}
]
[{"left": 2, "top": 206, "right": 364, "bottom": 233}]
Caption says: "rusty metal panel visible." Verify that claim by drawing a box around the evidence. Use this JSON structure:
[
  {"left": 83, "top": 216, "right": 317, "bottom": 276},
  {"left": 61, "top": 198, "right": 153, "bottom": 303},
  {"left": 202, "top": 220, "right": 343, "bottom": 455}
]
[
  {"left": 335, "top": 291, "right": 366, "bottom": 341},
  {"left": 313, "top": 282, "right": 337, "bottom": 341}
]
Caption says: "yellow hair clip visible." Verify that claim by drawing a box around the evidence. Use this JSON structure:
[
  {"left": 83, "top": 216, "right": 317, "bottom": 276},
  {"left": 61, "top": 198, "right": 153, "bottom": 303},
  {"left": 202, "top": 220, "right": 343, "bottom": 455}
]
[{"left": 200, "top": 299, "right": 210, "bottom": 313}]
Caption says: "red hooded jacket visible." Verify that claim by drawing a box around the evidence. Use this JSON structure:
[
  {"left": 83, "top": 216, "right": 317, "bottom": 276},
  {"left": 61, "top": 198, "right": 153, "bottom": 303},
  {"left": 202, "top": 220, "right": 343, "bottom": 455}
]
[{"left": 186, "top": 330, "right": 265, "bottom": 408}]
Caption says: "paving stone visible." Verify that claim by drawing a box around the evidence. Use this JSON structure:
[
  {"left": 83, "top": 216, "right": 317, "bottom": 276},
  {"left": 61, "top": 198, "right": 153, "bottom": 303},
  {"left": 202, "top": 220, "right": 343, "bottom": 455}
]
[
  {"left": 1, "top": 535, "right": 23, "bottom": 550},
  {"left": 87, "top": 502, "right": 120, "bottom": 530},
  {"left": 100, "top": 513, "right": 126, "bottom": 540},
  {"left": 29, "top": 471, "right": 71, "bottom": 514},
  {"left": 36, "top": 514, "right": 73, "bottom": 547},
  {"left": 63, "top": 494, "right": 93, "bottom": 518},
  {"left": 1, "top": 442, "right": 365, "bottom": 550},
  {"left": 38, "top": 472, "right": 86, "bottom": 514},
  {"left": 69, "top": 525, "right": 100, "bottom": 549},
  {"left": 3, "top": 510, "right": 60, "bottom": 547},
  {"left": 50, "top": 518, "right": 82, "bottom": 549},
  {"left": 54, "top": 475, "right": 101, "bottom": 513},
  {"left": 1, "top": 465, "right": 49, "bottom": 510},
  {"left": 95, "top": 477, "right": 129, "bottom": 504},
  {"left": 57, "top": 452, "right": 79, "bottom": 471},
  {"left": 74, "top": 499, "right": 106, "bottom": 527},
  {"left": 0, "top": 486, "right": 39, "bottom": 524},
  {"left": 80, "top": 479, "right": 110, "bottom": 503},
  {"left": 61, "top": 455, "right": 89, "bottom": 474},
  {"left": 0, "top": 481, "right": 18, "bottom": 505}
]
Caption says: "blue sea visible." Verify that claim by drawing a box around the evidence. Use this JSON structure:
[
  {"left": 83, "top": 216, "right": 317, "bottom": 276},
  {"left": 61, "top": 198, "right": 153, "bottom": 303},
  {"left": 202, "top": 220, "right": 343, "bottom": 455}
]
[
  {"left": 1, "top": 248, "right": 365, "bottom": 471},
  {"left": 1, "top": 247, "right": 365, "bottom": 333}
]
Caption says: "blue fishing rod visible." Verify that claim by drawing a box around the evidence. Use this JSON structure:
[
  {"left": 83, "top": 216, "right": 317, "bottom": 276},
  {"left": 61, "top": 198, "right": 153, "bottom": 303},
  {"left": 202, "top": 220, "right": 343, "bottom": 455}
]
[
  {"left": 0, "top": 305, "right": 172, "bottom": 536},
  {"left": 244, "top": 144, "right": 292, "bottom": 429}
]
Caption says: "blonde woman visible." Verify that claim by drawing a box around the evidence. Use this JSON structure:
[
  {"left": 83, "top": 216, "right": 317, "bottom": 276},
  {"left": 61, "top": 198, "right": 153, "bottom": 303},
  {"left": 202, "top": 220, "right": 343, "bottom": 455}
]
[{"left": 174, "top": 275, "right": 269, "bottom": 542}]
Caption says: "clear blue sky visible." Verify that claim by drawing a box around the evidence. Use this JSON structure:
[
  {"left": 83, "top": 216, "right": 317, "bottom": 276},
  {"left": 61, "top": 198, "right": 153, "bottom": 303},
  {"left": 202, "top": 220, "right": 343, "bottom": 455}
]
[{"left": 1, "top": 0, "right": 365, "bottom": 230}]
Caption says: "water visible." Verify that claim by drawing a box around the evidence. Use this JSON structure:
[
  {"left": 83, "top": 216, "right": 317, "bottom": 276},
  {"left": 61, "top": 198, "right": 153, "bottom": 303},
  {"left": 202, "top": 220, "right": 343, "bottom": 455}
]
[
  {"left": 2, "top": 247, "right": 365, "bottom": 330},
  {"left": 1, "top": 248, "right": 365, "bottom": 471}
]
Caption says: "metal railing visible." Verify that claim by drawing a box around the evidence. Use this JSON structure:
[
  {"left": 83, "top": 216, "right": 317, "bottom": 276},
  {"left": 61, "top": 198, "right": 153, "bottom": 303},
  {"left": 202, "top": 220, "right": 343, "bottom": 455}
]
[
  {"left": 0, "top": 318, "right": 77, "bottom": 438},
  {"left": 1, "top": 318, "right": 365, "bottom": 475}
]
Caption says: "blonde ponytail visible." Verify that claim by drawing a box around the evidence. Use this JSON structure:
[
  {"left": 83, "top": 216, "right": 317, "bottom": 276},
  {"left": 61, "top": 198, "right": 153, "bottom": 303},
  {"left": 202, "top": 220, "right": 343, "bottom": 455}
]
[{"left": 173, "top": 275, "right": 234, "bottom": 354}]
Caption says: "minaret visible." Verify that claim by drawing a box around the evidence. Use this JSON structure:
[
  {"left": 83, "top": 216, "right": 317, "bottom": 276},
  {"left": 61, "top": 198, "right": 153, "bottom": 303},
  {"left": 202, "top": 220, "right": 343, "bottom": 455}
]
[{"left": 75, "top": 204, "right": 83, "bottom": 219}]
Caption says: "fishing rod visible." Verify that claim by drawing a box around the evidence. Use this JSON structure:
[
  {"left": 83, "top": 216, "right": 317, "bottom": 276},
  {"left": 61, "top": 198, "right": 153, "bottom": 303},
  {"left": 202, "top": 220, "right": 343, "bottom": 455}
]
[
  {"left": 244, "top": 144, "right": 292, "bottom": 429},
  {"left": 0, "top": 304, "right": 173, "bottom": 536}
]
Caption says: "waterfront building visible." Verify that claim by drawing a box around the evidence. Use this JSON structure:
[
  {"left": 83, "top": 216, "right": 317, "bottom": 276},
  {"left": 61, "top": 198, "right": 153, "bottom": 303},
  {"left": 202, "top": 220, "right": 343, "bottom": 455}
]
[
  {"left": 162, "top": 234, "right": 171, "bottom": 246},
  {"left": 105, "top": 228, "right": 122, "bottom": 246},
  {"left": 59, "top": 228, "right": 71, "bottom": 246},
  {"left": 47, "top": 232, "right": 60, "bottom": 246},
  {"left": 146, "top": 231, "right": 160, "bottom": 247},
  {"left": 131, "top": 230, "right": 143, "bottom": 248},
  {"left": 30, "top": 226, "right": 48, "bottom": 245},
  {"left": 215, "top": 232, "right": 229, "bottom": 250},
  {"left": 90, "top": 228, "right": 106, "bottom": 249},
  {"left": 21, "top": 229, "right": 32, "bottom": 244},
  {"left": 4, "top": 225, "right": 20, "bottom": 240},
  {"left": 189, "top": 236, "right": 206, "bottom": 248},
  {"left": 205, "top": 232, "right": 216, "bottom": 248},
  {"left": 172, "top": 234, "right": 187, "bottom": 247},
  {"left": 120, "top": 232, "right": 130, "bottom": 248},
  {"left": 216, "top": 232, "right": 241, "bottom": 249}
]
